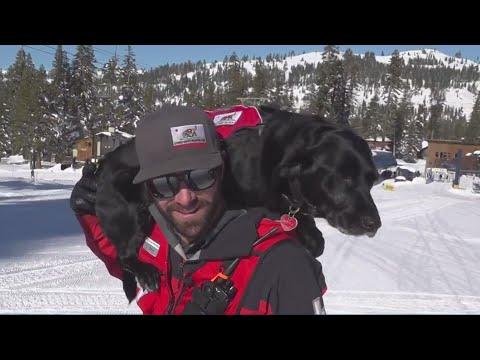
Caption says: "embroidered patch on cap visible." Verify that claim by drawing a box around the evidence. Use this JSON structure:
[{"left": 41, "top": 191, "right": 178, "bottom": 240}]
[
  {"left": 213, "top": 111, "right": 242, "bottom": 126},
  {"left": 143, "top": 237, "right": 160, "bottom": 257},
  {"left": 171, "top": 124, "right": 207, "bottom": 148}
]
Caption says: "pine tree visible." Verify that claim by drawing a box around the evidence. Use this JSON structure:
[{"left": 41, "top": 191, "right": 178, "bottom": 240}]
[
  {"left": 33, "top": 65, "right": 56, "bottom": 167},
  {"left": 399, "top": 110, "right": 424, "bottom": 163},
  {"left": 0, "top": 70, "right": 12, "bottom": 155},
  {"left": 362, "top": 91, "right": 382, "bottom": 141},
  {"left": 381, "top": 50, "right": 404, "bottom": 142},
  {"left": 267, "top": 63, "right": 292, "bottom": 108},
  {"left": 466, "top": 91, "right": 480, "bottom": 143},
  {"left": 392, "top": 85, "right": 412, "bottom": 156},
  {"left": 203, "top": 82, "right": 217, "bottom": 109},
  {"left": 336, "top": 48, "right": 359, "bottom": 127},
  {"left": 95, "top": 54, "right": 121, "bottom": 134},
  {"left": 116, "top": 45, "right": 145, "bottom": 134},
  {"left": 305, "top": 45, "right": 346, "bottom": 122},
  {"left": 8, "top": 49, "right": 40, "bottom": 159},
  {"left": 214, "top": 86, "right": 225, "bottom": 108},
  {"left": 396, "top": 88, "right": 422, "bottom": 162},
  {"left": 69, "top": 45, "right": 98, "bottom": 142},
  {"left": 49, "top": 45, "right": 72, "bottom": 162},
  {"left": 225, "top": 52, "right": 246, "bottom": 105},
  {"left": 143, "top": 83, "right": 157, "bottom": 113},
  {"left": 252, "top": 61, "right": 270, "bottom": 98},
  {"left": 427, "top": 89, "right": 445, "bottom": 139},
  {"left": 305, "top": 52, "right": 329, "bottom": 116}
]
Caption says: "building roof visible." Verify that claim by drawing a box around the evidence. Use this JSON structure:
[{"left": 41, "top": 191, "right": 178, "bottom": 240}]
[
  {"left": 95, "top": 129, "right": 134, "bottom": 139},
  {"left": 426, "top": 139, "right": 479, "bottom": 145}
]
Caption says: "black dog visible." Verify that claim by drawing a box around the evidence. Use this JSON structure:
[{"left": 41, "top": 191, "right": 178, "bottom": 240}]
[
  {"left": 94, "top": 105, "right": 381, "bottom": 302},
  {"left": 223, "top": 105, "right": 381, "bottom": 255},
  {"left": 257, "top": 105, "right": 382, "bottom": 237}
]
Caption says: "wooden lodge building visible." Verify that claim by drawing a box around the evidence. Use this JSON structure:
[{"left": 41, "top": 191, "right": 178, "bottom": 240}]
[{"left": 73, "top": 127, "right": 134, "bottom": 162}]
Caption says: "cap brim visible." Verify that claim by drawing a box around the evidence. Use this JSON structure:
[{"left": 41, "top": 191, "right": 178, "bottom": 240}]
[{"left": 132, "top": 152, "right": 223, "bottom": 184}]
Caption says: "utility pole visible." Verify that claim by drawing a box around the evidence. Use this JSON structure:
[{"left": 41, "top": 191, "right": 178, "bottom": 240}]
[
  {"left": 393, "top": 127, "right": 396, "bottom": 156},
  {"left": 453, "top": 149, "right": 463, "bottom": 188}
]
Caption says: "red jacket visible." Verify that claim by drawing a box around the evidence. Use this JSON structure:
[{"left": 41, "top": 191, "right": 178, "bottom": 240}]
[{"left": 78, "top": 208, "right": 327, "bottom": 315}]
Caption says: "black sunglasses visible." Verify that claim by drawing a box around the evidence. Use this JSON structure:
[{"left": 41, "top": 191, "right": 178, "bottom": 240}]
[{"left": 146, "top": 166, "right": 221, "bottom": 199}]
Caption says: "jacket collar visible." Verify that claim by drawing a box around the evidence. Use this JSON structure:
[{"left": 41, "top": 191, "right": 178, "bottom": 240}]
[
  {"left": 198, "top": 207, "right": 281, "bottom": 260},
  {"left": 151, "top": 205, "right": 283, "bottom": 261}
]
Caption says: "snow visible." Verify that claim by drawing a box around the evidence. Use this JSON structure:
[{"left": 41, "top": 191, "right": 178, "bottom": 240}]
[
  {"left": 366, "top": 137, "right": 392, "bottom": 142},
  {"left": 179, "top": 48, "right": 479, "bottom": 120},
  {"left": 0, "top": 162, "right": 140, "bottom": 314},
  {"left": 375, "top": 49, "right": 478, "bottom": 70},
  {"left": 397, "top": 165, "right": 417, "bottom": 172},
  {"left": 1, "top": 155, "right": 28, "bottom": 165},
  {"left": 1, "top": 159, "right": 480, "bottom": 314}
]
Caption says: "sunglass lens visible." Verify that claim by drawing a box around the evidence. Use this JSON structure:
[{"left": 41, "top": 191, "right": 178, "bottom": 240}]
[
  {"left": 189, "top": 168, "right": 217, "bottom": 190},
  {"left": 150, "top": 176, "right": 174, "bottom": 198}
]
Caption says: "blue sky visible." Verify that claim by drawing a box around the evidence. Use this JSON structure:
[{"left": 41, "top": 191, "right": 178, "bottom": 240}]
[{"left": 1, "top": 45, "right": 479, "bottom": 70}]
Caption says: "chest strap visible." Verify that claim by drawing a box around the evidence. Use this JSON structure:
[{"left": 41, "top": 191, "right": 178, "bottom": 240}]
[{"left": 181, "top": 227, "right": 279, "bottom": 315}]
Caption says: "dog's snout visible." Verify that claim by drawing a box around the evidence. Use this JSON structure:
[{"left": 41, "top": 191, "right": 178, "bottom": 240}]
[{"left": 361, "top": 215, "right": 380, "bottom": 230}]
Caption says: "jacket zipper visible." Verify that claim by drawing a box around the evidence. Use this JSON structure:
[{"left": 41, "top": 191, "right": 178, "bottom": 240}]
[
  {"left": 164, "top": 258, "right": 175, "bottom": 314},
  {"left": 171, "top": 261, "right": 190, "bottom": 314}
]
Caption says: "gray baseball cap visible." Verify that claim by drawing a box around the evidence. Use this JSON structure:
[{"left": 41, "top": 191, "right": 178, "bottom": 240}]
[{"left": 132, "top": 106, "right": 223, "bottom": 184}]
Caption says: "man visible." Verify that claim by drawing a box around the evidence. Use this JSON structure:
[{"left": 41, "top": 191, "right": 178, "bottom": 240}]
[{"left": 71, "top": 106, "right": 327, "bottom": 315}]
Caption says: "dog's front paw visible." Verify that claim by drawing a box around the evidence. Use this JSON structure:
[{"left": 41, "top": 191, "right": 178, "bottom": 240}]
[{"left": 135, "top": 262, "right": 162, "bottom": 292}]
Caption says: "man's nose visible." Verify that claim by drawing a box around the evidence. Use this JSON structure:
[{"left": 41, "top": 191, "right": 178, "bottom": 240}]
[{"left": 174, "top": 183, "right": 197, "bottom": 207}]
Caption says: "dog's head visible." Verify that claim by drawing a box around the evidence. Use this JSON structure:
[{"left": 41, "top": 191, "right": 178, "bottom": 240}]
[{"left": 261, "top": 107, "right": 382, "bottom": 237}]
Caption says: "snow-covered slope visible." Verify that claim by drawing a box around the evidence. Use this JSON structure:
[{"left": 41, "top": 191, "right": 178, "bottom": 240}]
[{"left": 178, "top": 48, "right": 479, "bottom": 118}]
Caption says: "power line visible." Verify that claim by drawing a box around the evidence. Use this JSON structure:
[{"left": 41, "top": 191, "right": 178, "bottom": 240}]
[
  {"left": 42, "top": 45, "right": 112, "bottom": 71},
  {"left": 22, "top": 45, "right": 55, "bottom": 57},
  {"left": 21, "top": 45, "right": 108, "bottom": 90},
  {"left": 44, "top": 45, "right": 149, "bottom": 71},
  {"left": 24, "top": 45, "right": 151, "bottom": 72},
  {"left": 92, "top": 45, "right": 150, "bottom": 69},
  {"left": 92, "top": 46, "right": 116, "bottom": 57},
  {"left": 19, "top": 45, "right": 147, "bottom": 91}
]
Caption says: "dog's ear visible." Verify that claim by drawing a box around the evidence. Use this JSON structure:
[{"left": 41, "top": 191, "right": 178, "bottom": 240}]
[
  {"left": 258, "top": 103, "right": 281, "bottom": 119},
  {"left": 278, "top": 162, "right": 302, "bottom": 179},
  {"left": 276, "top": 139, "right": 311, "bottom": 179}
]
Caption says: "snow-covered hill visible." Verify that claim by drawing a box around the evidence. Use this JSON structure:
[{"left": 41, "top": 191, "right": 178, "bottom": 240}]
[{"left": 174, "top": 48, "right": 479, "bottom": 118}]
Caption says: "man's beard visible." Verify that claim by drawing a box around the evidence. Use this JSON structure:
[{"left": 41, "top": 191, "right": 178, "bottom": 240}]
[{"left": 165, "top": 197, "right": 223, "bottom": 244}]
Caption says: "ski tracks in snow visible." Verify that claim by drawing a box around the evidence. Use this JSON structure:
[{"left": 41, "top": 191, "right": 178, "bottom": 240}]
[
  {"left": 324, "top": 290, "right": 480, "bottom": 314},
  {"left": 0, "top": 253, "right": 141, "bottom": 314}
]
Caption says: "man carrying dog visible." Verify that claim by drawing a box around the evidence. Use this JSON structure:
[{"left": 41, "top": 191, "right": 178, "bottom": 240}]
[{"left": 70, "top": 106, "right": 327, "bottom": 315}]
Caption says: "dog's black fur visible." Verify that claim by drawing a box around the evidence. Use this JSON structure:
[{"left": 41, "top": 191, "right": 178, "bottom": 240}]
[
  {"left": 94, "top": 139, "right": 157, "bottom": 302},
  {"left": 94, "top": 105, "right": 382, "bottom": 302},
  {"left": 255, "top": 105, "right": 381, "bottom": 237},
  {"left": 223, "top": 105, "right": 381, "bottom": 255}
]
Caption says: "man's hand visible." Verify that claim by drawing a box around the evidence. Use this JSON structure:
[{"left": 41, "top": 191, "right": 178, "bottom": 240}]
[{"left": 70, "top": 162, "right": 97, "bottom": 216}]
